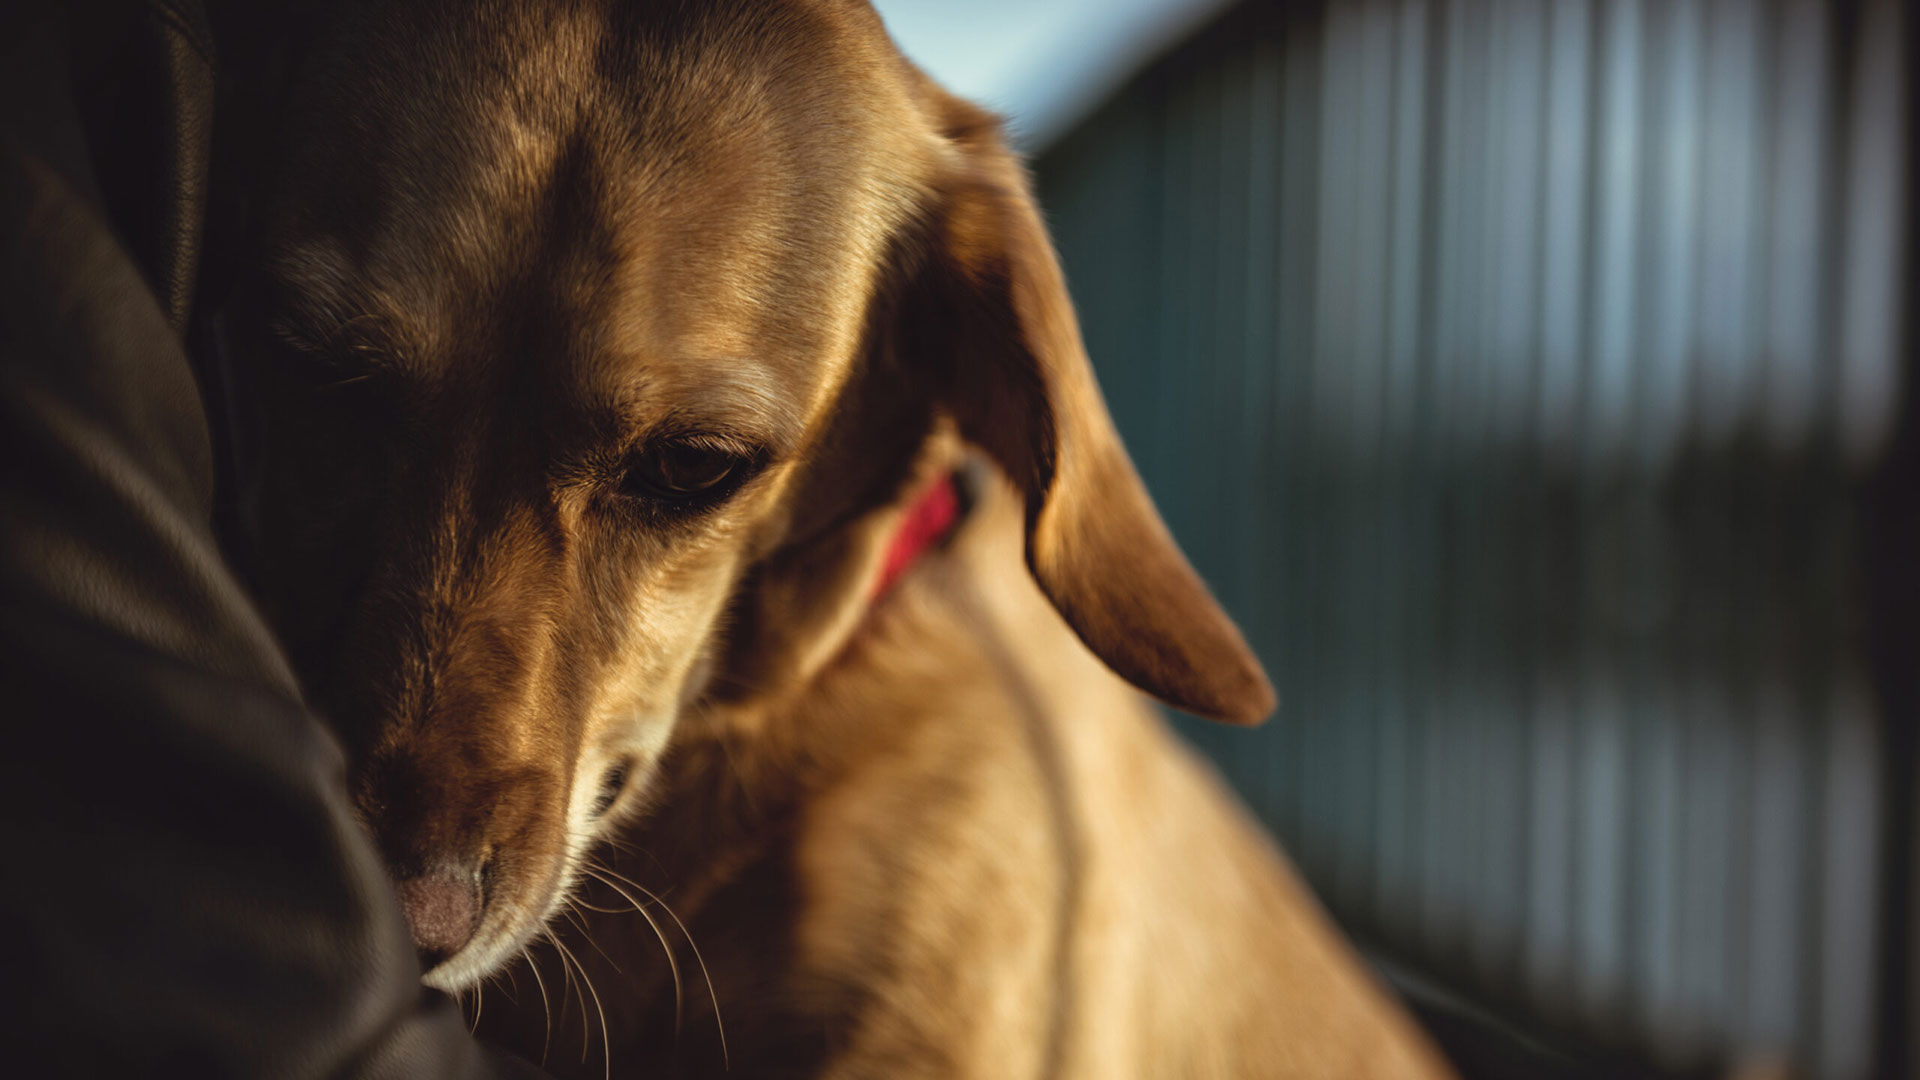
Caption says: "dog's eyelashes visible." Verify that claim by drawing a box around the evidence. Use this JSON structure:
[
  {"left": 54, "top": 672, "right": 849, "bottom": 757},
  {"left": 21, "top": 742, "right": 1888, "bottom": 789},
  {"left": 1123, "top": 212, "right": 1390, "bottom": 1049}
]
[{"left": 619, "top": 440, "right": 753, "bottom": 507}]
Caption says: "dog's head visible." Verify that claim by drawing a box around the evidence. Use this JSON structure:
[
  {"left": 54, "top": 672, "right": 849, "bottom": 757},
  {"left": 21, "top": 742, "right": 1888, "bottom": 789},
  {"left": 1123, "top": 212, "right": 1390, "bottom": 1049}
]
[{"left": 231, "top": 0, "right": 1272, "bottom": 990}]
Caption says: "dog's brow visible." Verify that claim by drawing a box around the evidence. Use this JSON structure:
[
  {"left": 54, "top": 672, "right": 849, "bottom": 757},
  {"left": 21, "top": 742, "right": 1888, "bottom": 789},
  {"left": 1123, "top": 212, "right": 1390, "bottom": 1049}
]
[
  {"left": 620, "top": 406, "right": 792, "bottom": 462},
  {"left": 266, "top": 310, "right": 410, "bottom": 369},
  {"left": 601, "top": 361, "right": 802, "bottom": 456},
  {"left": 263, "top": 249, "right": 422, "bottom": 370},
  {"left": 266, "top": 247, "right": 360, "bottom": 324}
]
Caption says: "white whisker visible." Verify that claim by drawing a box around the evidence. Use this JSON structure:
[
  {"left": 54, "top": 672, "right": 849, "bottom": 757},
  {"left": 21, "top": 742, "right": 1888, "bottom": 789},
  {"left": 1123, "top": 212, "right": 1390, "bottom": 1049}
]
[
  {"left": 550, "top": 932, "right": 610, "bottom": 1080},
  {"left": 521, "top": 946, "right": 553, "bottom": 1065},
  {"left": 582, "top": 865, "right": 686, "bottom": 1040},
  {"left": 585, "top": 863, "right": 727, "bottom": 1070},
  {"left": 546, "top": 928, "right": 584, "bottom": 1053},
  {"left": 564, "top": 901, "right": 624, "bottom": 975}
]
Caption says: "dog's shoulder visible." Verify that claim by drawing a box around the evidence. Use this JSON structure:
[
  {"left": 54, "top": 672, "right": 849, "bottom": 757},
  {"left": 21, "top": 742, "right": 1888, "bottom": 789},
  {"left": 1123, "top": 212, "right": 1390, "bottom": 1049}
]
[{"left": 775, "top": 480, "right": 1449, "bottom": 1078}]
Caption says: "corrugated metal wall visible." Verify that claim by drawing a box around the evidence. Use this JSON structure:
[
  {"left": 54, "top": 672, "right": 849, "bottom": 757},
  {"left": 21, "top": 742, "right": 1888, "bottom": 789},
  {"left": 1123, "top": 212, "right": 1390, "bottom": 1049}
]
[{"left": 1032, "top": 0, "right": 1912, "bottom": 1075}]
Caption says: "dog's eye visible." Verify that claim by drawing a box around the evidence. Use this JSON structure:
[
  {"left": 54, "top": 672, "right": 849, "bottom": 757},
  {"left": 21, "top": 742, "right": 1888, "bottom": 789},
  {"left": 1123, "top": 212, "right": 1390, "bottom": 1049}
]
[
  {"left": 621, "top": 441, "right": 750, "bottom": 505},
  {"left": 590, "top": 760, "right": 631, "bottom": 819}
]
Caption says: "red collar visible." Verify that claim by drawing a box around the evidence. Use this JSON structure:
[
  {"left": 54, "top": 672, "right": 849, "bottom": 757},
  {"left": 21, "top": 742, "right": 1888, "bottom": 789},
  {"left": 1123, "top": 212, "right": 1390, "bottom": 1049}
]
[{"left": 873, "top": 473, "right": 963, "bottom": 599}]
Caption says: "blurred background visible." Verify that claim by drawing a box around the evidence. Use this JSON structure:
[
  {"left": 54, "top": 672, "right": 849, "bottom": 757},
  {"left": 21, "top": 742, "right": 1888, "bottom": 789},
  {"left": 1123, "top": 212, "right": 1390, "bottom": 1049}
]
[{"left": 878, "top": 1, "right": 1912, "bottom": 1077}]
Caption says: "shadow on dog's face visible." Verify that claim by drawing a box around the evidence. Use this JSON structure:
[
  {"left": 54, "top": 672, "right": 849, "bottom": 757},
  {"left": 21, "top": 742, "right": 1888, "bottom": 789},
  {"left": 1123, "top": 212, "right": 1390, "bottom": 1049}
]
[
  {"left": 234, "top": 0, "right": 1271, "bottom": 992},
  {"left": 238, "top": 0, "right": 942, "bottom": 990}
]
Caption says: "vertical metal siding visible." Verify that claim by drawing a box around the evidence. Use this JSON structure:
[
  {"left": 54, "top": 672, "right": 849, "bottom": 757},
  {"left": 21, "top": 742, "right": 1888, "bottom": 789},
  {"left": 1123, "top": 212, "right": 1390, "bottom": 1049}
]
[{"left": 1034, "top": 0, "right": 1912, "bottom": 1075}]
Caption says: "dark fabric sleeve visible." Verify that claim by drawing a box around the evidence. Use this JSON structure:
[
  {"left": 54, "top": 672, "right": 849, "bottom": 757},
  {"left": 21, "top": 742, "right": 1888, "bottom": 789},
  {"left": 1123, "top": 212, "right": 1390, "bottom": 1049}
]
[{"left": 0, "top": 6, "right": 549, "bottom": 1077}]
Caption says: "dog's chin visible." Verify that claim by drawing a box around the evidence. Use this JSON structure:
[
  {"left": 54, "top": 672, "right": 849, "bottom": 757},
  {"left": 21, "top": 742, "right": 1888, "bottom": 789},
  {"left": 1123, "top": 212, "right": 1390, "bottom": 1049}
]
[{"left": 422, "top": 946, "right": 499, "bottom": 993}]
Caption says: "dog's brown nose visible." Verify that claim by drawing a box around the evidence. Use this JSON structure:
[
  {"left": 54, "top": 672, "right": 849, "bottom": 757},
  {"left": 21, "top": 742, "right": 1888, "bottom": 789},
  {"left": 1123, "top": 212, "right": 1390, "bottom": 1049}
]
[{"left": 395, "top": 869, "right": 482, "bottom": 969}]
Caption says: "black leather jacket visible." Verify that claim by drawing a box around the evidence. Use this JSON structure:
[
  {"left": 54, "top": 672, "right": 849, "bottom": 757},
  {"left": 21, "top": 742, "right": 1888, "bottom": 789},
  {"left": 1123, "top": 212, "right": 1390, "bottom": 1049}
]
[{"left": 0, "top": 3, "right": 548, "bottom": 1075}]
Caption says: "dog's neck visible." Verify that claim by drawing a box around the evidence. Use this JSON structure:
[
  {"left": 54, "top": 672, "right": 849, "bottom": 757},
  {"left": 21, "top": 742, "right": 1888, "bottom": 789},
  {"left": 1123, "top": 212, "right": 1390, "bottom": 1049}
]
[{"left": 649, "top": 458, "right": 1006, "bottom": 855}]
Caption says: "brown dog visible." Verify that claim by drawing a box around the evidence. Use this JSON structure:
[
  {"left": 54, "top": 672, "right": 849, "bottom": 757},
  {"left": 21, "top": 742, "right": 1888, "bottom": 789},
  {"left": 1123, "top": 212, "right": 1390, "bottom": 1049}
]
[{"left": 231, "top": 1, "right": 1452, "bottom": 1076}]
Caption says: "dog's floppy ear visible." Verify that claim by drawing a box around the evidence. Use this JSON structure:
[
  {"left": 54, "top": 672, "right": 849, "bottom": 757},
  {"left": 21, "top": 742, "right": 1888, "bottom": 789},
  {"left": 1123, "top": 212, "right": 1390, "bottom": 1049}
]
[{"left": 906, "top": 98, "right": 1275, "bottom": 725}]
